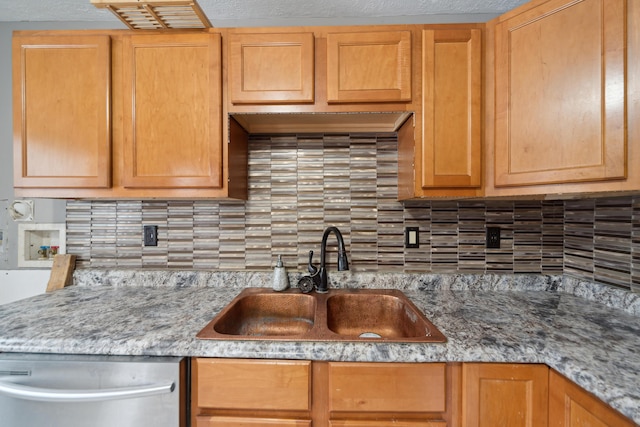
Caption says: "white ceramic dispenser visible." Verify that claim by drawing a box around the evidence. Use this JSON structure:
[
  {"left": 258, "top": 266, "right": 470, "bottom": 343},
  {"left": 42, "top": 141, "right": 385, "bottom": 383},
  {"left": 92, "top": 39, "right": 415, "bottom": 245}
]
[{"left": 272, "top": 255, "right": 289, "bottom": 291}]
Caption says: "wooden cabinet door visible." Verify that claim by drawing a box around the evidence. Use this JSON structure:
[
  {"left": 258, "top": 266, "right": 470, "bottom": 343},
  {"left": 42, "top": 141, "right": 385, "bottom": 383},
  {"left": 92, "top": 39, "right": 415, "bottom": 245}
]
[
  {"left": 548, "top": 370, "right": 635, "bottom": 427},
  {"left": 422, "top": 29, "right": 482, "bottom": 188},
  {"left": 229, "top": 32, "right": 314, "bottom": 104},
  {"left": 12, "top": 35, "right": 111, "bottom": 188},
  {"left": 494, "top": 0, "right": 626, "bottom": 187},
  {"left": 122, "top": 33, "right": 222, "bottom": 189},
  {"left": 462, "top": 363, "right": 549, "bottom": 427},
  {"left": 326, "top": 30, "right": 412, "bottom": 103}
]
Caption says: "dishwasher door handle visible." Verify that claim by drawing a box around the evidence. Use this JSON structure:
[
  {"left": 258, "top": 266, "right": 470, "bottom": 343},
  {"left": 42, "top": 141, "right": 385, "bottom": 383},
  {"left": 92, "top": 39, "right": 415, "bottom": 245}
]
[{"left": 0, "top": 380, "right": 175, "bottom": 402}]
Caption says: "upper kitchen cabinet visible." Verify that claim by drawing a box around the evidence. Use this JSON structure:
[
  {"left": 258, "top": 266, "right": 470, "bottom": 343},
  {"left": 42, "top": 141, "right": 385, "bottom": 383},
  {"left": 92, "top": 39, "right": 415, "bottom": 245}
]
[
  {"left": 13, "top": 30, "right": 247, "bottom": 200},
  {"left": 487, "top": 0, "right": 640, "bottom": 197},
  {"left": 12, "top": 34, "right": 111, "bottom": 189},
  {"left": 398, "top": 27, "right": 483, "bottom": 200},
  {"left": 326, "top": 30, "right": 412, "bottom": 103},
  {"left": 226, "top": 26, "right": 419, "bottom": 135},
  {"left": 228, "top": 32, "right": 315, "bottom": 104},
  {"left": 122, "top": 33, "right": 223, "bottom": 189}
]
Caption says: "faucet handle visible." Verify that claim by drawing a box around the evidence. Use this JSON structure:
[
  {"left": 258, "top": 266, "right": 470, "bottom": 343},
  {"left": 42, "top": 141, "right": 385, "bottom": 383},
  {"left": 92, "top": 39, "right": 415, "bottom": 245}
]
[{"left": 307, "top": 250, "right": 318, "bottom": 275}]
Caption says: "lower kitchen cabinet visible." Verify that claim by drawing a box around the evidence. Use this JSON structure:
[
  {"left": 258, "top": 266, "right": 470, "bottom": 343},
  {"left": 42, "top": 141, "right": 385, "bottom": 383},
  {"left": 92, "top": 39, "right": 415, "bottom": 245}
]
[
  {"left": 462, "top": 363, "right": 549, "bottom": 427},
  {"left": 192, "top": 360, "right": 636, "bottom": 427},
  {"left": 193, "top": 359, "right": 454, "bottom": 426},
  {"left": 548, "top": 370, "right": 636, "bottom": 427}
]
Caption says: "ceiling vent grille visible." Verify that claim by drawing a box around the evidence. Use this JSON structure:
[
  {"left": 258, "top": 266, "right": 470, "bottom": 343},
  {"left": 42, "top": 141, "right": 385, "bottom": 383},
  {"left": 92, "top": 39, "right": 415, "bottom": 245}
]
[{"left": 90, "top": 0, "right": 212, "bottom": 29}]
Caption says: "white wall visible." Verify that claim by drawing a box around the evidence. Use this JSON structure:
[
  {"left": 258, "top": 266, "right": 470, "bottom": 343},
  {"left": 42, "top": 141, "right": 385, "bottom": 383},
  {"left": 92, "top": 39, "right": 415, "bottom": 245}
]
[{"left": 0, "top": 270, "right": 50, "bottom": 304}]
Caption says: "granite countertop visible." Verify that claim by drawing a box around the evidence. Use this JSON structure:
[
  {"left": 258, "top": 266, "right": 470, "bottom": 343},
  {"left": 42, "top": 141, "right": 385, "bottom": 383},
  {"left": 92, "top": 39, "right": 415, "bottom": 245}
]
[{"left": 0, "top": 271, "right": 638, "bottom": 423}]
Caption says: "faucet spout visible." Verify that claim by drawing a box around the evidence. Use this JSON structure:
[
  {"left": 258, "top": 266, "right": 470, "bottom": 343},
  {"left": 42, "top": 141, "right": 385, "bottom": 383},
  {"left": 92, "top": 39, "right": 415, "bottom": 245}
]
[{"left": 317, "top": 226, "right": 349, "bottom": 293}]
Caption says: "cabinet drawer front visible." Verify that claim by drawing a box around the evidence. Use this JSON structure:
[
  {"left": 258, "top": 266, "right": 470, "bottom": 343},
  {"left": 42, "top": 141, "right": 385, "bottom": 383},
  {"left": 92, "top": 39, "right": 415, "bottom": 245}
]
[
  {"left": 330, "top": 422, "right": 446, "bottom": 427},
  {"left": 328, "top": 362, "right": 446, "bottom": 413},
  {"left": 197, "top": 416, "right": 311, "bottom": 427},
  {"left": 196, "top": 358, "right": 311, "bottom": 411}
]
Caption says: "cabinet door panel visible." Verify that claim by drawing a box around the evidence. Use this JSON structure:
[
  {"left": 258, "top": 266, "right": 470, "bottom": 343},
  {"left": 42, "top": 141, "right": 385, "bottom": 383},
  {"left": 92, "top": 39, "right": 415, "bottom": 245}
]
[
  {"left": 548, "top": 370, "right": 635, "bottom": 427},
  {"left": 422, "top": 29, "right": 481, "bottom": 188},
  {"left": 195, "top": 358, "right": 311, "bottom": 411},
  {"left": 494, "top": 0, "right": 626, "bottom": 187},
  {"left": 327, "top": 31, "right": 411, "bottom": 103},
  {"left": 122, "top": 33, "right": 222, "bottom": 188},
  {"left": 328, "top": 362, "right": 446, "bottom": 413},
  {"left": 462, "top": 363, "right": 548, "bottom": 427},
  {"left": 229, "top": 32, "right": 314, "bottom": 104},
  {"left": 13, "top": 35, "right": 111, "bottom": 188}
]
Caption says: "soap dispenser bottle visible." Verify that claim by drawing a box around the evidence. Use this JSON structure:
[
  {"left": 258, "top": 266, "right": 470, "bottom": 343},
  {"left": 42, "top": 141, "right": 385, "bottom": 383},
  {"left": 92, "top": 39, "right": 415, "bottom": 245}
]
[{"left": 272, "top": 255, "right": 289, "bottom": 291}]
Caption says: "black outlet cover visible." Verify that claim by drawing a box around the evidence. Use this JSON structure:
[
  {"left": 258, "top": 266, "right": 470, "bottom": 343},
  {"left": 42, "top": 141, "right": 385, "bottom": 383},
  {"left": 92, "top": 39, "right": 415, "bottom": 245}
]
[
  {"left": 143, "top": 225, "right": 158, "bottom": 246},
  {"left": 486, "top": 227, "right": 501, "bottom": 249}
]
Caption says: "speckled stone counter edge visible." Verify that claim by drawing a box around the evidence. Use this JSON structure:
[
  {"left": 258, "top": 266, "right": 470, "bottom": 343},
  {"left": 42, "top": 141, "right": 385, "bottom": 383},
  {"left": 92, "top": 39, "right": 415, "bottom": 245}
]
[{"left": 73, "top": 270, "right": 640, "bottom": 316}]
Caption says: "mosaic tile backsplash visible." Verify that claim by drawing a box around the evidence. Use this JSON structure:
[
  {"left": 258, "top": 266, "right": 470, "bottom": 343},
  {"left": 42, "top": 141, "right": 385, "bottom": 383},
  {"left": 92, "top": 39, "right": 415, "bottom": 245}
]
[{"left": 66, "top": 133, "right": 640, "bottom": 292}]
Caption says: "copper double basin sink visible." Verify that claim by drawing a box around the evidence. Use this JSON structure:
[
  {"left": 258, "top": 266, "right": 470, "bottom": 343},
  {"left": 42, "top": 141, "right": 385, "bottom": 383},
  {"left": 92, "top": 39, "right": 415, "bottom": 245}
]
[{"left": 196, "top": 288, "right": 446, "bottom": 343}]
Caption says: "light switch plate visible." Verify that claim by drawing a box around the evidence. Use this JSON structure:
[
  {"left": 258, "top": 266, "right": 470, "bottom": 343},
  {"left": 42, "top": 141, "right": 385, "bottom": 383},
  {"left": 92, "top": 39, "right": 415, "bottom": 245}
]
[{"left": 405, "top": 227, "right": 419, "bottom": 248}]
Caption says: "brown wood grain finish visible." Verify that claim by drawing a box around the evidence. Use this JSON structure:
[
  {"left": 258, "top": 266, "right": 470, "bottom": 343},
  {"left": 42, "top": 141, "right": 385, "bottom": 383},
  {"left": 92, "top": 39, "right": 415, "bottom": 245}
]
[
  {"left": 494, "top": 0, "right": 626, "bottom": 187},
  {"left": 121, "top": 33, "right": 223, "bottom": 189},
  {"left": 195, "top": 358, "right": 311, "bottom": 411},
  {"left": 326, "top": 30, "right": 412, "bottom": 103},
  {"left": 422, "top": 29, "right": 482, "bottom": 189},
  {"left": 328, "top": 362, "right": 446, "bottom": 413},
  {"left": 12, "top": 35, "right": 111, "bottom": 189},
  {"left": 229, "top": 32, "right": 315, "bottom": 104},
  {"left": 46, "top": 254, "right": 77, "bottom": 292},
  {"left": 329, "top": 421, "right": 447, "bottom": 427},
  {"left": 462, "top": 363, "right": 549, "bottom": 427},
  {"left": 548, "top": 370, "right": 636, "bottom": 427},
  {"left": 196, "top": 416, "right": 311, "bottom": 427},
  {"left": 13, "top": 1, "right": 640, "bottom": 201}
]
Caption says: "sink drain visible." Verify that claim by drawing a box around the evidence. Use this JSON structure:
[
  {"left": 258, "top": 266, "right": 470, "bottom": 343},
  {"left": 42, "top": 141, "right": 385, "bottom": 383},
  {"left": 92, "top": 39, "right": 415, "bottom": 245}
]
[{"left": 359, "top": 332, "right": 382, "bottom": 339}]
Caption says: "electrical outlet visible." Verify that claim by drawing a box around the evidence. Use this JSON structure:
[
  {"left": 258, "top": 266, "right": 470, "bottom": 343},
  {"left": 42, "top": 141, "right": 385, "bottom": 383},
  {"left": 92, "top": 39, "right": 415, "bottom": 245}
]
[
  {"left": 143, "top": 225, "right": 158, "bottom": 246},
  {"left": 486, "top": 227, "right": 501, "bottom": 249}
]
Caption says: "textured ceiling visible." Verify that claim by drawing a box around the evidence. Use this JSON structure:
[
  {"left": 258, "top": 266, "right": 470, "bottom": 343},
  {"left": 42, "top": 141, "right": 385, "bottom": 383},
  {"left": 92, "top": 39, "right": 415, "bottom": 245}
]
[{"left": 0, "top": 0, "right": 530, "bottom": 26}]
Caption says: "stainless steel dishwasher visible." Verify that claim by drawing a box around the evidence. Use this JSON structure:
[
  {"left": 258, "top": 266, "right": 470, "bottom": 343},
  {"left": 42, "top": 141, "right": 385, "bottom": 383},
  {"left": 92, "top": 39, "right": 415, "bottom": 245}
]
[{"left": 0, "top": 353, "right": 186, "bottom": 427}]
